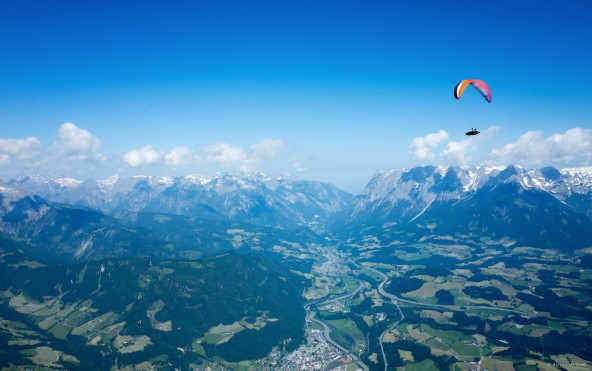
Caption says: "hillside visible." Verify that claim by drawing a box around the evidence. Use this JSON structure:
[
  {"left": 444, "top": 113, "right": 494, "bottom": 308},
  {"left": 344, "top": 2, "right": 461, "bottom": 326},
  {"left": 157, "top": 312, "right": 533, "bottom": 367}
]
[{"left": 0, "top": 239, "right": 306, "bottom": 369}]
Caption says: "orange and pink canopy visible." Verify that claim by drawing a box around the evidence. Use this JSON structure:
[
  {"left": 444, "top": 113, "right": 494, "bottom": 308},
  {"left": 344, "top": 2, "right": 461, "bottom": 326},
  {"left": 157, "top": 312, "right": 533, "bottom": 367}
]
[{"left": 454, "top": 79, "right": 492, "bottom": 103}]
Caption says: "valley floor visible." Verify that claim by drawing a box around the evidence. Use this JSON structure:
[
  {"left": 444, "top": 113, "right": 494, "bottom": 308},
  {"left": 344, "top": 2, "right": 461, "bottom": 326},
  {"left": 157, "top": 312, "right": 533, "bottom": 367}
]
[{"left": 271, "top": 235, "right": 592, "bottom": 371}]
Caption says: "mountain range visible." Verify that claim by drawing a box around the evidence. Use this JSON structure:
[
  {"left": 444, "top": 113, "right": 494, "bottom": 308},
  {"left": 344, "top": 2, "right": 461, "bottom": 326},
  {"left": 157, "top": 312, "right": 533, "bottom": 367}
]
[
  {"left": 3, "top": 166, "right": 592, "bottom": 253},
  {"left": 335, "top": 165, "right": 592, "bottom": 251},
  {"left": 4, "top": 173, "right": 353, "bottom": 231}
]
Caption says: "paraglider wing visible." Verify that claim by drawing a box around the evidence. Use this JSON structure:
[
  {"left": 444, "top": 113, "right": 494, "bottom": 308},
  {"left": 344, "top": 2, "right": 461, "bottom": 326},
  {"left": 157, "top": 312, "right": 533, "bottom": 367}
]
[
  {"left": 454, "top": 79, "right": 492, "bottom": 102},
  {"left": 454, "top": 80, "right": 473, "bottom": 100}
]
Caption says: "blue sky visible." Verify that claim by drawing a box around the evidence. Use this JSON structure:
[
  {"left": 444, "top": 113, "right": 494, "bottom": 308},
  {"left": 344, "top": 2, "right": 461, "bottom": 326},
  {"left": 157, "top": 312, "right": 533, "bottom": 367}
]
[{"left": 1, "top": 1, "right": 591, "bottom": 192}]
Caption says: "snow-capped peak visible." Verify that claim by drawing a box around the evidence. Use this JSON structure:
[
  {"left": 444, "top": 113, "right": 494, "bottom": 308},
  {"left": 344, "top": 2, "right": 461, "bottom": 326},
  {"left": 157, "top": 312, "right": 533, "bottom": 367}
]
[
  {"left": 345, "top": 165, "right": 592, "bottom": 225},
  {"left": 97, "top": 175, "right": 119, "bottom": 189},
  {"left": 183, "top": 174, "right": 212, "bottom": 185},
  {"left": 55, "top": 177, "right": 83, "bottom": 187}
]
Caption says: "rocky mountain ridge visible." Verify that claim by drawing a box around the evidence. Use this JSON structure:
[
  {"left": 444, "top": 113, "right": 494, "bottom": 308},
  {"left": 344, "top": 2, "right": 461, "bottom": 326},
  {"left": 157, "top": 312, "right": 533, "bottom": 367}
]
[
  {"left": 336, "top": 165, "right": 592, "bottom": 250},
  {"left": 343, "top": 165, "right": 592, "bottom": 225}
]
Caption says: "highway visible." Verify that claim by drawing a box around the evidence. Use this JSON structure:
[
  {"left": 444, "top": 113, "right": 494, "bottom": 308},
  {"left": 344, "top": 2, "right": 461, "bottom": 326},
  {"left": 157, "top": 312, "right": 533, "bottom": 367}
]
[
  {"left": 369, "top": 267, "right": 405, "bottom": 371},
  {"left": 367, "top": 266, "right": 530, "bottom": 316},
  {"left": 304, "top": 279, "right": 369, "bottom": 371}
]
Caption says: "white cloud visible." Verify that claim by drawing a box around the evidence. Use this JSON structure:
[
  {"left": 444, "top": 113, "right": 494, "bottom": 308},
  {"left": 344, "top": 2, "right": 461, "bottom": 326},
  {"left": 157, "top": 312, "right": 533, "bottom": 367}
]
[
  {"left": 293, "top": 162, "right": 307, "bottom": 172},
  {"left": 249, "top": 139, "right": 286, "bottom": 161},
  {"left": 441, "top": 139, "right": 473, "bottom": 164},
  {"left": 0, "top": 123, "right": 108, "bottom": 177},
  {"left": 54, "top": 122, "right": 106, "bottom": 161},
  {"left": 409, "top": 130, "right": 449, "bottom": 160},
  {"left": 0, "top": 123, "right": 288, "bottom": 177},
  {"left": 203, "top": 142, "right": 246, "bottom": 163},
  {"left": 164, "top": 146, "right": 199, "bottom": 166},
  {"left": 123, "top": 145, "right": 164, "bottom": 167},
  {"left": 123, "top": 138, "right": 287, "bottom": 169},
  {"left": 489, "top": 127, "right": 592, "bottom": 166},
  {"left": 202, "top": 139, "right": 286, "bottom": 164},
  {"left": 0, "top": 137, "right": 43, "bottom": 160}
]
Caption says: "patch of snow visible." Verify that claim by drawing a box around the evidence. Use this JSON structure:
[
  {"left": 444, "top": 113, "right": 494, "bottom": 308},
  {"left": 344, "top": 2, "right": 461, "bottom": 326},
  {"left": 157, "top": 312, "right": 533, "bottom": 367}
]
[
  {"left": 463, "top": 169, "right": 479, "bottom": 192},
  {"left": 531, "top": 177, "right": 542, "bottom": 188},
  {"left": 435, "top": 166, "right": 449, "bottom": 176},
  {"left": 562, "top": 166, "right": 592, "bottom": 177},
  {"left": 98, "top": 175, "right": 119, "bottom": 188},
  {"left": 482, "top": 165, "right": 507, "bottom": 175},
  {"left": 55, "top": 177, "right": 82, "bottom": 187},
  {"left": 184, "top": 174, "right": 212, "bottom": 185},
  {"left": 155, "top": 176, "right": 174, "bottom": 186}
]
